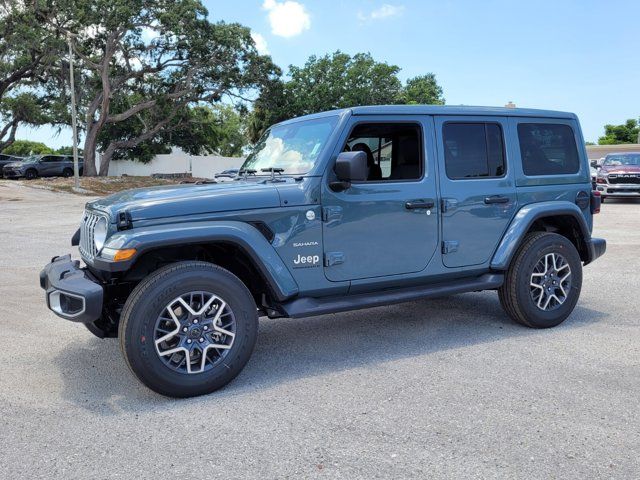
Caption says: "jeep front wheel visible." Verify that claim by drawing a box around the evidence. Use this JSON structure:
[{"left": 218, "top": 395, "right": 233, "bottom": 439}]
[
  {"left": 498, "top": 232, "right": 582, "bottom": 328},
  {"left": 119, "top": 261, "right": 258, "bottom": 397}
]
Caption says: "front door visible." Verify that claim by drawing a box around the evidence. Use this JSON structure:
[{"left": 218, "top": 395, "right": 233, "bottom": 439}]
[
  {"left": 434, "top": 116, "right": 517, "bottom": 268},
  {"left": 321, "top": 117, "right": 439, "bottom": 282}
]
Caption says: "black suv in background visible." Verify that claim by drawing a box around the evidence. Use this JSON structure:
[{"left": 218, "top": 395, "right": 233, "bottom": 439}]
[
  {"left": 0, "top": 154, "right": 24, "bottom": 177},
  {"left": 2, "top": 154, "right": 84, "bottom": 179}
]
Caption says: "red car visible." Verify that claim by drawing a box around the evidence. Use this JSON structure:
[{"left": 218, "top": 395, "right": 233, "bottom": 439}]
[{"left": 595, "top": 152, "right": 640, "bottom": 201}]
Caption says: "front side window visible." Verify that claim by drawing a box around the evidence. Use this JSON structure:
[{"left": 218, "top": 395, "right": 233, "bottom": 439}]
[
  {"left": 242, "top": 116, "right": 339, "bottom": 175},
  {"left": 518, "top": 123, "right": 579, "bottom": 176},
  {"left": 344, "top": 123, "right": 422, "bottom": 181},
  {"left": 443, "top": 122, "right": 505, "bottom": 179}
]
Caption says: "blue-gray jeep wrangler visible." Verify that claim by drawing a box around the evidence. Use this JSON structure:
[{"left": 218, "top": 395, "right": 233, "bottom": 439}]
[{"left": 40, "top": 106, "right": 606, "bottom": 397}]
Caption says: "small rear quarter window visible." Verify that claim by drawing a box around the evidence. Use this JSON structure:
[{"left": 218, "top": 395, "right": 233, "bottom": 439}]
[{"left": 517, "top": 123, "right": 579, "bottom": 176}]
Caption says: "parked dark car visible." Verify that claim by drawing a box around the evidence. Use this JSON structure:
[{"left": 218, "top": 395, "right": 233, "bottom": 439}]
[
  {"left": 0, "top": 154, "right": 24, "bottom": 177},
  {"left": 2, "top": 154, "right": 84, "bottom": 179}
]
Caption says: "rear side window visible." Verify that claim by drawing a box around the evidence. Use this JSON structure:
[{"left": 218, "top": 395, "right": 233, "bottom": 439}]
[
  {"left": 517, "top": 123, "right": 579, "bottom": 176},
  {"left": 443, "top": 123, "right": 506, "bottom": 179}
]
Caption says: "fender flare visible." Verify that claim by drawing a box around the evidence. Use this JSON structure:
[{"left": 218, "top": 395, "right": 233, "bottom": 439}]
[
  {"left": 491, "top": 201, "right": 592, "bottom": 270},
  {"left": 96, "top": 220, "right": 299, "bottom": 301}
]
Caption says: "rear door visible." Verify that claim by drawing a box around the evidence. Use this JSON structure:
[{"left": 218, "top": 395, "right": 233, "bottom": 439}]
[{"left": 435, "top": 116, "right": 517, "bottom": 268}]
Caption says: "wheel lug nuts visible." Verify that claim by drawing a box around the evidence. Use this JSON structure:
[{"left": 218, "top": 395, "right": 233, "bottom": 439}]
[
  {"left": 203, "top": 326, "right": 208, "bottom": 331},
  {"left": 193, "top": 319, "right": 199, "bottom": 324},
  {"left": 183, "top": 327, "right": 188, "bottom": 332},
  {"left": 199, "top": 337, "right": 204, "bottom": 342},
  {"left": 187, "top": 339, "right": 192, "bottom": 344}
]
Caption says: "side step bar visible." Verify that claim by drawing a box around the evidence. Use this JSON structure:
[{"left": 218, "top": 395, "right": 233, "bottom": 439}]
[{"left": 280, "top": 273, "right": 504, "bottom": 319}]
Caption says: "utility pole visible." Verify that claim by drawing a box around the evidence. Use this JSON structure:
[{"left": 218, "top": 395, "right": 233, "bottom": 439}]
[{"left": 67, "top": 34, "right": 80, "bottom": 190}]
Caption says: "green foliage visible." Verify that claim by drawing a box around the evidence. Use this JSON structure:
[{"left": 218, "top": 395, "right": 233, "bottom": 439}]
[
  {"left": 248, "top": 51, "right": 444, "bottom": 142},
  {"left": 402, "top": 74, "right": 445, "bottom": 105},
  {"left": 170, "top": 105, "right": 247, "bottom": 158},
  {"left": 2, "top": 140, "right": 54, "bottom": 156},
  {"left": 55, "top": 146, "right": 84, "bottom": 155},
  {"left": 42, "top": 0, "right": 280, "bottom": 174},
  {"left": 598, "top": 119, "right": 640, "bottom": 145}
]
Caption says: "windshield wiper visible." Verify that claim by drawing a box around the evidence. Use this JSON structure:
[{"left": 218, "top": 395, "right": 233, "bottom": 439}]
[
  {"left": 237, "top": 168, "right": 257, "bottom": 179},
  {"left": 260, "top": 167, "right": 286, "bottom": 182}
]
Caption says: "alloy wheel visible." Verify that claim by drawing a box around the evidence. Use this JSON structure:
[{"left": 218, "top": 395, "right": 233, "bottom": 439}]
[
  {"left": 153, "top": 291, "right": 236, "bottom": 374},
  {"left": 529, "top": 252, "right": 572, "bottom": 311}
]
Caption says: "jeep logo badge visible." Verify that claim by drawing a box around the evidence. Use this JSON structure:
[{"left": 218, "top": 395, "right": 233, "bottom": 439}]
[{"left": 293, "top": 254, "right": 320, "bottom": 268}]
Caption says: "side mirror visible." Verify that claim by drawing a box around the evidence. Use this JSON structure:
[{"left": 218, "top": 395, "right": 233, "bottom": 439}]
[
  {"left": 590, "top": 160, "right": 599, "bottom": 168},
  {"left": 331, "top": 151, "right": 369, "bottom": 192}
]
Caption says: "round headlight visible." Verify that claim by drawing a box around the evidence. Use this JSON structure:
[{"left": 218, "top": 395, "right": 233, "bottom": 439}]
[{"left": 94, "top": 217, "right": 108, "bottom": 252}]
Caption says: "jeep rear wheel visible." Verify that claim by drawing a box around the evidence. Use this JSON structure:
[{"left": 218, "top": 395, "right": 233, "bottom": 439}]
[
  {"left": 119, "top": 261, "right": 258, "bottom": 397},
  {"left": 25, "top": 169, "right": 37, "bottom": 180},
  {"left": 498, "top": 232, "right": 582, "bottom": 328}
]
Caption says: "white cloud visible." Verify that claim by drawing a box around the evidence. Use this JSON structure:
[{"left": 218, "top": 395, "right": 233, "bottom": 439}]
[
  {"left": 251, "top": 32, "right": 269, "bottom": 55},
  {"left": 262, "top": 0, "right": 311, "bottom": 38},
  {"left": 358, "top": 4, "right": 405, "bottom": 22}
]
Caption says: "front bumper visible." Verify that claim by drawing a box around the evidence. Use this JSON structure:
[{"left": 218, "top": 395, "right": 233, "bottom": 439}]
[
  {"left": 2, "top": 169, "right": 23, "bottom": 178},
  {"left": 596, "top": 184, "right": 640, "bottom": 197},
  {"left": 39, "top": 254, "right": 103, "bottom": 323}
]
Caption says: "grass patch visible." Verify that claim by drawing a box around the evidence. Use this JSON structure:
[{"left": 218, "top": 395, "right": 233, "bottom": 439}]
[{"left": 15, "top": 176, "right": 207, "bottom": 196}]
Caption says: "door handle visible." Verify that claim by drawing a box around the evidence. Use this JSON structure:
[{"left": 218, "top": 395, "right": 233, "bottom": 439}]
[
  {"left": 405, "top": 199, "right": 435, "bottom": 210},
  {"left": 484, "top": 195, "right": 510, "bottom": 205}
]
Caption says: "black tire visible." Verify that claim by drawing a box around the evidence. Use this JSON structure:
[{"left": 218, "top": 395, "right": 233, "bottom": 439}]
[
  {"left": 24, "top": 169, "right": 37, "bottom": 180},
  {"left": 119, "top": 261, "right": 258, "bottom": 397},
  {"left": 600, "top": 196, "right": 605, "bottom": 203},
  {"left": 62, "top": 168, "right": 73, "bottom": 178},
  {"left": 498, "top": 232, "right": 582, "bottom": 328}
]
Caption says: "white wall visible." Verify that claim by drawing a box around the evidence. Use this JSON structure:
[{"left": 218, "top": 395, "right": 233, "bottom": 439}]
[{"left": 105, "top": 148, "right": 244, "bottom": 179}]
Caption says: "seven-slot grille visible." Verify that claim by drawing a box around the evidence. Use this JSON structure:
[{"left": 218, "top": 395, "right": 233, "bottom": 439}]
[
  {"left": 79, "top": 210, "right": 104, "bottom": 261},
  {"left": 608, "top": 173, "right": 640, "bottom": 185}
]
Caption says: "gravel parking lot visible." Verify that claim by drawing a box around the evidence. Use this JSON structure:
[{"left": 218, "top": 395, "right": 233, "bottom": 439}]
[{"left": 1, "top": 180, "right": 638, "bottom": 479}]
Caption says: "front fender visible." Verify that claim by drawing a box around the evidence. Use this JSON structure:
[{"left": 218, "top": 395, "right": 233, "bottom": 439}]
[
  {"left": 491, "top": 201, "right": 591, "bottom": 270},
  {"left": 95, "top": 221, "right": 299, "bottom": 301}
]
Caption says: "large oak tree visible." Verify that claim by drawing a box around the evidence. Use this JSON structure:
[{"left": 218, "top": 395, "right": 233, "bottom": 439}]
[{"left": 42, "top": 0, "right": 279, "bottom": 175}]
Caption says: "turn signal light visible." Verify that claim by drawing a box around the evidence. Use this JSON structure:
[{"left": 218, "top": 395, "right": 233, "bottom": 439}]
[{"left": 113, "top": 248, "right": 137, "bottom": 262}]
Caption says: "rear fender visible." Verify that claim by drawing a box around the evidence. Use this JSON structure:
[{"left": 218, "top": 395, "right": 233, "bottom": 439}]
[{"left": 491, "top": 201, "right": 592, "bottom": 270}]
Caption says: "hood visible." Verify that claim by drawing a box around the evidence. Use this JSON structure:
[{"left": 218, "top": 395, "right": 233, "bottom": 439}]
[
  {"left": 89, "top": 180, "right": 282, "bottom": 222},
  {"left": 4, "top": 162, "right": 24, "bottom": 168},
  {"left": 600, "top": 164, "right": 640, "bottom": 174}
]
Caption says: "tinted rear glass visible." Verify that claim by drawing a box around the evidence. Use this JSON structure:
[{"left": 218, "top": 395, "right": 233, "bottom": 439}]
[
  {"left": 443, "top": 123, "right": 506, "bottom": 179},
  {"left": 518, "top": 123, "right": 579, "bottom": 176}
]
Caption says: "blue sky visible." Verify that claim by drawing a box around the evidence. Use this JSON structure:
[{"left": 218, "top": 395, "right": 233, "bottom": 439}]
[{"left": 24, "top": 0, "right": 640, "bottom": 148}]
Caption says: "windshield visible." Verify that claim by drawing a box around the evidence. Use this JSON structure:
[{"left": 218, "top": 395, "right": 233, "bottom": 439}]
[
  {"left": 603, "top": 154, "right": 640, "bottom": 166},
  {"left": 22, "top": 155, "right": 39, "bottom": 163},
  {"left": 241, "top": 116, "right": 339, "bottom": 175}
]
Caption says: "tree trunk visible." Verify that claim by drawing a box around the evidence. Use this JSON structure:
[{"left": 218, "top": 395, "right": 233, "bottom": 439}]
[
  {"left": 0, "top": 121, "right": 18, "bottom": 153},
  {"left": 82, "top": 126, "right": 99, "bottom": 176},
  {"left": 98, "top": 143, "right": 116, "bottom": 176}
]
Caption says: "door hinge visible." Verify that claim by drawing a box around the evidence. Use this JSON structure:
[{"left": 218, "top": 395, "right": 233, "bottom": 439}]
[
  {"left": 324, "top": 251, "right": 345, "bottom": 267},
  {"left": 441, "top": 198, "right": 458, "bottom": 213},
  {"left": 442, "top": 241, "right": 459, "bottom": 254},
  {"left": 322, "top": 206, "right": 343, "bottom": 223}
]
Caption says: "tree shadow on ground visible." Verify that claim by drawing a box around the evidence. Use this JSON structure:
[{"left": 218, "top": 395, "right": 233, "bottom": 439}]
[{"left": 53, "top": 291, "right": 606, "bottom": 414}]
